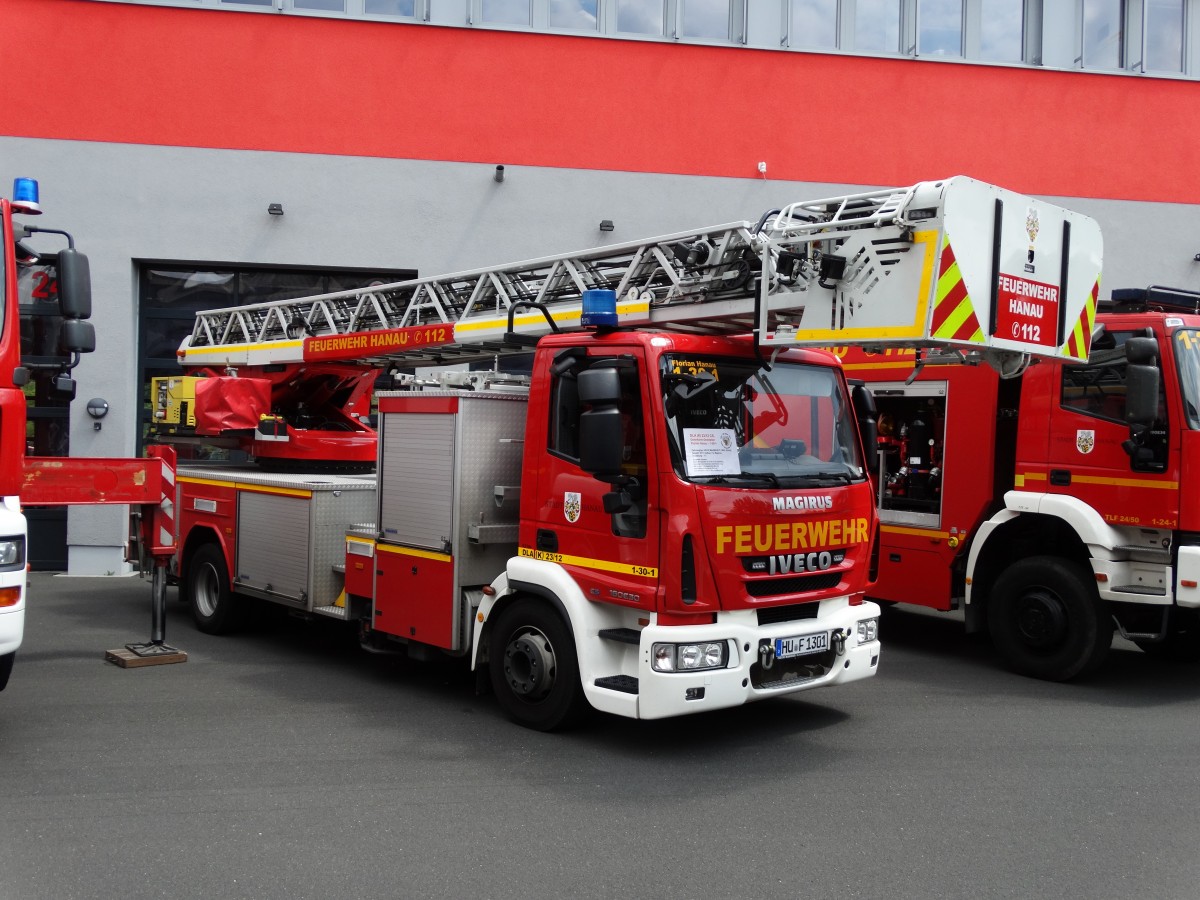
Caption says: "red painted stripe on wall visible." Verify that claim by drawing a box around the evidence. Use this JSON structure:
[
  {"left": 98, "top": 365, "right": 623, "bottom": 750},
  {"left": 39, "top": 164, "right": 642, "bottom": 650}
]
[{"left": 3, "top": 0, "right": 1200, "bottom": 204}]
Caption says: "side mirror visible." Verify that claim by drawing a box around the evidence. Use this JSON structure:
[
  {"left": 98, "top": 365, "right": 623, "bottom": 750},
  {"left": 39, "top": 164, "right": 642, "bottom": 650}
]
[
  {"left": 577, "top": 367, "right": 621, "bottom": 405},
  {"left": 1125, "top": 336, "right": 1158, "bottom": 366},
  {"left": 59, "top": 318, "right": 96, "bottom": 354},
  {"left": 56, "top": 248, "right": 92, "bottom": 320},
  {"left": 578, "top": 366, "right": 626, "bottom": 480},
  {"left": 850, "top": 382, "right": 879, "bottom": 474},
  {"left": 1124, "top": 337, "right": 1160, "bottom": 428},
  {"left": 53, "top": 373, "right": 77, "bottom": 400},
  {"left": 1125, "top": 364, "right": 1160, "bottom": 428}
]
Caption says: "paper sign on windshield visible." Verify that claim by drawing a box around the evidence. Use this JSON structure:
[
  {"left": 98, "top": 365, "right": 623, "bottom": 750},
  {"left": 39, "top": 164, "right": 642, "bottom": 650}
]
[{"left": 683, "top": 428, "right": 740, "bottom": 477}]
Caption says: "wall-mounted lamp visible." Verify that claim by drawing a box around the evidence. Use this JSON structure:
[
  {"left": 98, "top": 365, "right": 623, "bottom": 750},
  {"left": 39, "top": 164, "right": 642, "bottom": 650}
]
[
  {"left": 267, "top": 203, "right": 284, "bottom": 216},
  {"left": 87, "top": 397, "right": 109, "bottom": 431},
  {"left": 494, "top": 165, "right": 505, "bottom": 183},
  {"left": 599, "top": 220, "right": 615, "bottom": 232}
]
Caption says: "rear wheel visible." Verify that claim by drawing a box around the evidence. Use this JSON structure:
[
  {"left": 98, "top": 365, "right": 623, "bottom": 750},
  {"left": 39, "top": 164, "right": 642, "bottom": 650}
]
[
  {"left": 488, "top": 598, "right": 586, "bottom": 732},
  {"left": 184, "top": 543, "right": 243, "bottom": 635},
  {"left": 0, "top": 652, "right": 13, "bottom": 691},
  {"left": 988, "top": 556, "right": 1112, "bottom": 681}
]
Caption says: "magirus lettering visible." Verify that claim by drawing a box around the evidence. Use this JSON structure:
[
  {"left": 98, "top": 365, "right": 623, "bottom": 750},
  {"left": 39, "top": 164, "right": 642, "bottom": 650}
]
[{"left": 772, "top": 495, "right": 834, "bottom": 512}]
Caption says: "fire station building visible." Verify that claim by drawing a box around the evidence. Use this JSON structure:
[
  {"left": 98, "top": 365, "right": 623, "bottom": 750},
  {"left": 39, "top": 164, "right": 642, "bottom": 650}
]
[{"left": 3, "top": 0, "right": 1199, "bottom": 574}]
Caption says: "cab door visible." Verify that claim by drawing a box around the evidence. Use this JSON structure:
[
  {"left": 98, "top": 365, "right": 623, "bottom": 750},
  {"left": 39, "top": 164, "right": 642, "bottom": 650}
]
[
  {"left": 525, "top": 347, "right": 661, "bottom": 610},
  {"left": 1043, "top": 333, "right": 1178, "bottom": 528}
]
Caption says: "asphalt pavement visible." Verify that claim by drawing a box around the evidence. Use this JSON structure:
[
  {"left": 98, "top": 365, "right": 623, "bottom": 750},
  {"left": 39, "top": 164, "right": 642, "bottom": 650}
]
[{"left": 2, "top": 573, "right": 1199, "bottom": 900}]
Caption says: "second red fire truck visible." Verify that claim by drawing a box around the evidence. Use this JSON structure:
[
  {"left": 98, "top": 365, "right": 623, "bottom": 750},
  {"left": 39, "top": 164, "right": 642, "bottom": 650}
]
[
  {"left": 845, "top": 285, "right": 1200, "bottom": 680},
  {"left": 146, "top": 177, "right": 1103, "bottom": 726}
]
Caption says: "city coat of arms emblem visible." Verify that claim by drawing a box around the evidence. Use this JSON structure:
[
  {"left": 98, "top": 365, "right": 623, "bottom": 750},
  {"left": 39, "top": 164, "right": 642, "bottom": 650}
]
[{"left": 563, "top": 491, "right": 581, "bottom": 523}]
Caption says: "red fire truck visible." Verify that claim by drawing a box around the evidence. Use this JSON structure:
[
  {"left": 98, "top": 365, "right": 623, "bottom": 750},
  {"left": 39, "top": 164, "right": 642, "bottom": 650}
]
[
  {"left": 0, "top": 178, "right": 100, "bottom": 690},
  {"left": 149, "top": 177, "right": 1102, "bottom": 728},
  {"left": 1, "top": 179, "right": 177, "bottom": 691},
  {"left": 844, "top": 285, "right": 1200, "bottom": 680}
]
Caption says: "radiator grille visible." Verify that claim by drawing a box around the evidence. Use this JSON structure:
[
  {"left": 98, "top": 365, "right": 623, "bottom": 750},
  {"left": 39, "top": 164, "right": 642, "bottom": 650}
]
[{"left": 746, "top": 571, "right": 841, "bottom": 599}]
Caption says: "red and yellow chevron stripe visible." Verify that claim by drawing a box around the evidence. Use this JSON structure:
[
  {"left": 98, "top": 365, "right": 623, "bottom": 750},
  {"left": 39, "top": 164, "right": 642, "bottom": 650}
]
[
  {"left": 931, "top": 237, "right": 984, "bottom": 344},
  {"left": 1062, "top": 278, "right": 1100, "bottom": 361}
]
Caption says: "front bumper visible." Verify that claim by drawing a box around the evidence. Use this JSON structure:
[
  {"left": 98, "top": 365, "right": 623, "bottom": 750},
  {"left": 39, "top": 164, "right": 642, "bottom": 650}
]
[{"left": 628, "top": 598, "right": 880, "bottom": 720}]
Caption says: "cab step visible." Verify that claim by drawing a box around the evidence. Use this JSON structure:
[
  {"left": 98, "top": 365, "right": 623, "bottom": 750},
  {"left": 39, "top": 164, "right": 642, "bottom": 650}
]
[
  {"left": 595, "top": 675, "right": 639, "bottom": 694},
  {"left": 1111, "top": 584, "right": 1167, "bottom": 596},
  {"left": 1113, "top": 545, "right": 1171, "bottom": 564}
]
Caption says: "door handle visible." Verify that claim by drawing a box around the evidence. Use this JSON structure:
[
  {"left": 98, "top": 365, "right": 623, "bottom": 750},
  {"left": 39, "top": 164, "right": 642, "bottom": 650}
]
[
  {"left": 537, "top": 529, "right": 558, "bottom": 552},
  {"left": 1050, "top": 469, "right": 1072, "bottom": 486}
]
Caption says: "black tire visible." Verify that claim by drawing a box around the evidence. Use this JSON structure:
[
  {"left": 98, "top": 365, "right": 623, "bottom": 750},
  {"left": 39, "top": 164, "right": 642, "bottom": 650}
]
[
  {"left": 488, "top": 598, "right": 587, "bottom": 732},
  {"left": 184, "top": 543, "right": 243, "bottom": 635},
  {"left": 988, "top": 556, "right": 1112, "bottom": 681},
  {"left": 0, "top": 652, "right": 13, "bottom": 692},
  {"left": 1134, "top": 610, "right": 1200, "bottom": 662}
]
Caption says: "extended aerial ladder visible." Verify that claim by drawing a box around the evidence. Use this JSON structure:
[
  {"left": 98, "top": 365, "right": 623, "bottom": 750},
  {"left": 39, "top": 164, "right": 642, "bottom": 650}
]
[
  {"left": 156, "top": 176, "right": 1103, "bottom": 463},
  {"left": 179, "top": 176, "right": 1102, "bottom": 370}
]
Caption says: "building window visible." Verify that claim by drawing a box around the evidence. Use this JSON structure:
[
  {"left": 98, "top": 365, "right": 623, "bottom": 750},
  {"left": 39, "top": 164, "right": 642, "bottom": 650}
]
[
  {"left": 364, "top": 0, "right": 417, "bottom": 15},
  {"left": 855, "top": 0, "right": 903, "bottom": 53},
  {"left": 1143, "top": 0, "right": 1184, "bottom": 72},
  {"left": 1082, "top": 0, "right": 1125, "bottom": 69},
  {"left": 919, "top": 0, "right": 963, "bottom": 57},
  {"left": 789, "top": 0, "right": 839, "bottom": 50},
  {"left": 550, "top": 0, "right": 599, "bottom": 29},
  {"left": 979, "top": 0, "right": 1026, "bottom": 62},
  {"left": 617, "top": 0, "right": 665, "bottom": 35},
  {"left": 681, "top": 0, "right": 732, "bottom": 40},
  {"left": 481, "top": 0, "right": 531, "bottom": 25},
  {"left": 295, "top": 0, "right": 345, "bottom": 10}
]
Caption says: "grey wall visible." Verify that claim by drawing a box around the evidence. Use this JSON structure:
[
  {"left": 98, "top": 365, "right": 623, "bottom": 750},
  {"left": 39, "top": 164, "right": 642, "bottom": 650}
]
[{"left": 6, "top": 135, "right": 1200, "bottom": 573}]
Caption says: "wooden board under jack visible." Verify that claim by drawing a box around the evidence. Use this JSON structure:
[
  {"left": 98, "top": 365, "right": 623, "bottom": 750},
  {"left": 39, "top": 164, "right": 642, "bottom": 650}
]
[{"left": 104, "top": 647, "right": 188, "bottom": 668}]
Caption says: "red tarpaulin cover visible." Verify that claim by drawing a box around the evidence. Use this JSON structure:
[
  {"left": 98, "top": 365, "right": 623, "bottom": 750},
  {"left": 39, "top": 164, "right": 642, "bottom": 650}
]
[{"left": 194, "top": 377, "right": 271, "bottom": 435}]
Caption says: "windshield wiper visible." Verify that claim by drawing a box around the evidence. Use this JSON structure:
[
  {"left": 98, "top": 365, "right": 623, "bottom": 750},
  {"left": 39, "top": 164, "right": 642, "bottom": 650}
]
[
  {"left": 702, "top": 472, "right": 780, "bottom": 487},
  {"left": 801, "top": 470, "right": 853, "bottom": 485}
]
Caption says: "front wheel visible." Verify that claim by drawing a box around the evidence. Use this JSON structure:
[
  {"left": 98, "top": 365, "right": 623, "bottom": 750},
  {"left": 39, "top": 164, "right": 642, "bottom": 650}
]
[
  {"left": 488, "top": 598, "right": 587, "bottom": 732},
  {"left": 988, "top": 556, "right": 1112, "bottom": 681},
  {"left": 184, "top": 542, "right": 243, "bottom": 635},
  {"left": 0, "top": 652, "right": 13, "bottom": 691}
]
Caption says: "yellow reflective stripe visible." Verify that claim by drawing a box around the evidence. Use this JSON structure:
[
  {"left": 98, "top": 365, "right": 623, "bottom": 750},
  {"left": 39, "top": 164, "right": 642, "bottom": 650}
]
[
  {"left": 881, "top": 525, "right": 951, "bottom": 540},
  {"left": 1072, "top": 474, "right": 1178, "bottom": 490},
  {"left": 181, "top": 339, "right": 304, "bottom": 358},
  {"left": 178, "top": 476, "right": 312, "bottom": 498},
  {"left": 1015, "top": 471, "right": 1177, "bottom": 490},
  {"left": 840, "top": 361, "right": 918, "bottom": 373},
  {"left": 377, "top": 543, "right": 452, "bottom": 562},
  {"left": 932, "top": 236, "right": 983, "bottom": 343},
  {"left": 518, "top": 546, "right": 658, "bottom": 578}
]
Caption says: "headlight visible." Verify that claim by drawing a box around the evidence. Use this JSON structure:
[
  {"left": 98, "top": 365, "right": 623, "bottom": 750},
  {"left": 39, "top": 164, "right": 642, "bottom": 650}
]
[
  {"left": 651, "top": 641, "right": 729, "bottom": 673},
  {"left": 0, "top": 536, "right": 25, "bottom": 572},
  {"left": 856, "top": 617, "right": 879, "bottom": 644}
]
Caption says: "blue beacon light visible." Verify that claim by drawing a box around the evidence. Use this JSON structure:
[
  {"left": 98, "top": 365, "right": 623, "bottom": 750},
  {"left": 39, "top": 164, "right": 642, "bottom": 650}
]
[
  {"left": 11, "top": 178, "right": 42, "bottom": 215},
  {"left": 581, "top": 288, "right": 618, "bottom": 329}
]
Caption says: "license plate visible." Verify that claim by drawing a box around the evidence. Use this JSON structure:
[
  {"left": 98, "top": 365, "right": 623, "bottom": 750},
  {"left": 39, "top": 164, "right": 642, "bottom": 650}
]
[{"left": 775, "top": 632, "right": 829, "bottom": 659}]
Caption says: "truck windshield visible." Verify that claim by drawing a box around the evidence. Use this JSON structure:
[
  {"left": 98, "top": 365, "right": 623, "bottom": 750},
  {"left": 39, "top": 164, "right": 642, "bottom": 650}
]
[
  {"left": 660, "top": 354, "right": 865, "bottom": 487},
  {"left": 1173, "top": 329, "right": 1200, "bottom": 429}
]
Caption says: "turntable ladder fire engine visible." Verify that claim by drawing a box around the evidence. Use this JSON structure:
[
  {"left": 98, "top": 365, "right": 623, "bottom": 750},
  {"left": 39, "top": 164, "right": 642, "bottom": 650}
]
[{"left": 178, "top": 176, "right": 1103, "bottom": 376}]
